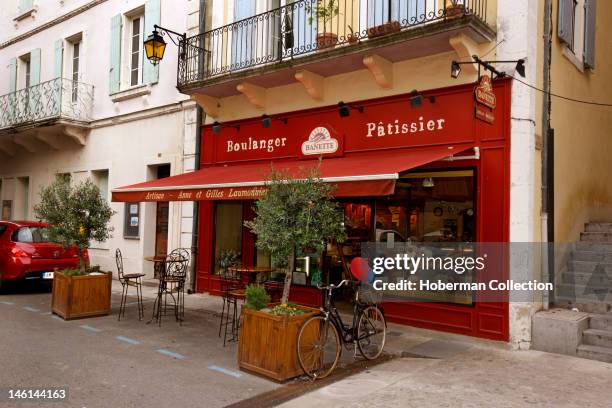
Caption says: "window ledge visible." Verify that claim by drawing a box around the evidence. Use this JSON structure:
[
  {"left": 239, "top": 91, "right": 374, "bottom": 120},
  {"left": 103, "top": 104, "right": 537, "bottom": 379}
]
[
  {"left": 111, "top": 84, "right": 151, "bottom": 102},
  {"left": 561, "top": 45, "right": 585, "bottom": 73},
  {"left": 14, "top": 6, "right": 37, "bottom": 22}
]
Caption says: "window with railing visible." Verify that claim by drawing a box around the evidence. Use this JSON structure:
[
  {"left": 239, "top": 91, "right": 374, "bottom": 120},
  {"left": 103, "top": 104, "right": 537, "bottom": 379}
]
[{"left": 178, "top": 0, "right": 488, "bottom": 86}]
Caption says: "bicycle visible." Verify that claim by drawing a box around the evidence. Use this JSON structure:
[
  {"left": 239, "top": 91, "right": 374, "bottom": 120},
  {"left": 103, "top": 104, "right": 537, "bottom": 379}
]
[{"left": 296, "top": 279, "right": 386, "bottom": 379}]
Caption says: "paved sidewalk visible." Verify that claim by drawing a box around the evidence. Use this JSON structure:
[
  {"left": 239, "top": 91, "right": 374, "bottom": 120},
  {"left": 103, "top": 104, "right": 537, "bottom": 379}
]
[{"left": 279, "top": 343, "right": 612, "bottom": 408}]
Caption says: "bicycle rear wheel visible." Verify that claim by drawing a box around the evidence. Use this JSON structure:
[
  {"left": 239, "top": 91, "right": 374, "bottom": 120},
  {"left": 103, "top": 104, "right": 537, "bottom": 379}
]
[
  {"left": 297, "top": 316, "right": 341, "bottom": 379},
  {"left": 357, "top": 306, "right": 386, "bottom": 360}
]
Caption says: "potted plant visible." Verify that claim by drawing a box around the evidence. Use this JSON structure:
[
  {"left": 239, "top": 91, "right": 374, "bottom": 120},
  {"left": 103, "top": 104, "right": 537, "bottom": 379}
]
[
  {"left": 238, "top": 167, "right": 346, "bottom": 381},
  {"left": 367, "top": 20, "right": 401, "bottom": 39},
  {"left": 35, "top": 176, "right": 115, "bottom": 320},
  {"left": 306, "top": 0, "right": 340, "bottom": 50},
  {"left": 346, "top": 24, "right": 359, "bottom": 45},
  {"left": 445, "top": 0, "right": 466, "bottom": 18}
]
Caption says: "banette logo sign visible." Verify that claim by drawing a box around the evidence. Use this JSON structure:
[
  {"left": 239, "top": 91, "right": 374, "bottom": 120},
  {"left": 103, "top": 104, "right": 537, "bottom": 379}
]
[{"left": 301, "top": 126, "right": 339, "bottom": 155}]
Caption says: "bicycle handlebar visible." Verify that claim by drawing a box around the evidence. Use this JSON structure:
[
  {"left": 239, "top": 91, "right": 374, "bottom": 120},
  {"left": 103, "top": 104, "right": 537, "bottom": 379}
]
[{"left": 317, "top": 279, "right": 354, "bottom": 291}]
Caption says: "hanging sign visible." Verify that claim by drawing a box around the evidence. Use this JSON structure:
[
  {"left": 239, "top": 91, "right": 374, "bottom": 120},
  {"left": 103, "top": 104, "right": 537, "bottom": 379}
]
[{"left": 474, "top": 75, "right": 495, "bottom": 123}]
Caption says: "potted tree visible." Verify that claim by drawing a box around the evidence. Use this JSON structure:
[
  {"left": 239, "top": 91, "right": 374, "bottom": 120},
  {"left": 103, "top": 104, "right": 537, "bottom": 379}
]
[
  {"left": 35, "top": 176, "right": 115, "bottom": 320},
  {"left": 238, "top": 167, "right": 346, "bottom": 381},
  {"left": 445, "top": 0, "right": 466, "bottom": 18},
  {"left": 306, "top": 0, "right": 340, "bottom": 50}
]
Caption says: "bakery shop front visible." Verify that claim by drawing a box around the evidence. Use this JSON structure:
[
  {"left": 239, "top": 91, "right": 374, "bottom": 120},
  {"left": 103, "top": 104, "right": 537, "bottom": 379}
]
[{"left": 112, "top": 78, "right": 511, "bottom": 341}]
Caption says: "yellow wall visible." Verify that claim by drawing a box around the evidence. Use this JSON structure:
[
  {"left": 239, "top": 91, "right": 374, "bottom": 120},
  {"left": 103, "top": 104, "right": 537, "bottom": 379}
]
[{"left": 548, "top": 0, "right": 612, "bottom": 242}]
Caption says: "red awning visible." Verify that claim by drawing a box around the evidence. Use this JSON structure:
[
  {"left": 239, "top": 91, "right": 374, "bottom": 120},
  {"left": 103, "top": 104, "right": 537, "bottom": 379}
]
[{"left": 112, "top": 145, "right": 472, "bottom": 202}]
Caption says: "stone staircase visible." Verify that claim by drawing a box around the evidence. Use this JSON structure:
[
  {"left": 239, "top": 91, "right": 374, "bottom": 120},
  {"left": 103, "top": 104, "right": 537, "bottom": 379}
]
[{"left": 556, "top": 222, "right": 612, "bottom": 363}]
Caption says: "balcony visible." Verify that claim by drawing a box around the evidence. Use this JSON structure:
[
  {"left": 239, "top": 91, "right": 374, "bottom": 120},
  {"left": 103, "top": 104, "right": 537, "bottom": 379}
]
[
  {"left": 177, "top": 0, "right": 495, "bottom": 99},
  {"left": 0, "top": 78, "right": 93, "bottom": 154}
]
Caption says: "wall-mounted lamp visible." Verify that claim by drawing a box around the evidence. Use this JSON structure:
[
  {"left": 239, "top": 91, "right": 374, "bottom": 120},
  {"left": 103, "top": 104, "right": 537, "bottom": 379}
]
[
  {"left": 338, "top": 101, "right": 364, "bottom": 118},
  {"left": 144, "top": 24, "right": 188, "bottom": 65},
  {"left": 450, "top": 55, "right": 526, "bottom": 79}
]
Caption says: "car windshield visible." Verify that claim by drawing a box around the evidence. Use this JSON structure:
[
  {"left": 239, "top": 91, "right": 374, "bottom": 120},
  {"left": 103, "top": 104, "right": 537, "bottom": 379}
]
[{"left": 12, "top": 227, "right": 51, "bottom": 243}]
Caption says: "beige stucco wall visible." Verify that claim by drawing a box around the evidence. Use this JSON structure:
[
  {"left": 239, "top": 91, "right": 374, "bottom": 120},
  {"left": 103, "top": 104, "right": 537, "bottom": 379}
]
[{"left": 548, "top": 0, "right": 612, "bottom": 243}]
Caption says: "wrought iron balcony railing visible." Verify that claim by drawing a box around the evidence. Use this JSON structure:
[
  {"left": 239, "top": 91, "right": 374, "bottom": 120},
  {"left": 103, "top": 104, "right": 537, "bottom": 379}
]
[
  {"left": 178, "top": 0, "right": 488, "bottom": 88},
  {"left": 0, "top": 78, "right": 94, "bottom": 130}
]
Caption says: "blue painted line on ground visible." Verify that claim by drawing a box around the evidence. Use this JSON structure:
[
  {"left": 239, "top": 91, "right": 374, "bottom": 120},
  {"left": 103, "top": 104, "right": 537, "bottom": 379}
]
[
  {"left": 115, "top": 335, "right": 141, "bottom": 345},
  {"left": 79, "top": 325, "right": 102, "bottom": 333},
  {"left": 208, "top": 365, "right": 242, "bottom": 378},
  {"left": 51, "top": 315, "right": 63, "bottom": 320},
  {"left": 23, "top": 306, "right": 40, "bottom": 312},
  {"left": 0, "top": 301, "right": 15, "bottom": 305},
  {"left": 40, "top": 312, "right": 52, "bottom": 315},
  {"left": 157, "top": 349, "right": 186, "bottom": 360}
]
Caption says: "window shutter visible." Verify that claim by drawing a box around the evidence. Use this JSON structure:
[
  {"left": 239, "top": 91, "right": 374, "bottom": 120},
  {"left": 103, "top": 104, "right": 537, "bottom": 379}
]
[
  {"left": 109, "top": 14, "right": 122, "bottom": 94},
  {"left": 143, "top": 0, "right": 161, "bottom": 84},
  {"left": 18, "top": 0, "right": 33, "bottom": 12},
  {"left": 30, "top": 48, "right": 41, "bottom": 85},
  {"left": 54, "top": 39, "right": 64, "bottom": 78},
  {"left": 583, "top": 0, "right": 596, "bottom": 68},
  {"left": 9, "top": 58, "right": 17, "bottom": 92},
  {"left": 557, "top": 0, "right": 574, "bottom": 45}
]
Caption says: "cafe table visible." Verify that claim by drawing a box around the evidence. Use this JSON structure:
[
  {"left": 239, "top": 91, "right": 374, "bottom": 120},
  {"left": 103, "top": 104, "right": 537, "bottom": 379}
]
[{"left": 228, "top": 266, "right": 275, "bottom": 285}]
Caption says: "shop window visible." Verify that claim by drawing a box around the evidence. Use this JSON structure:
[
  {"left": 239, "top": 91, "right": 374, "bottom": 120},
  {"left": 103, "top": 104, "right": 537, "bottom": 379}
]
[
  {"left": 124, "top": 202, "right": 140, "bottom": 238},
  {"left": 213, "top": 202, "right": 243, "bottom": 275}
]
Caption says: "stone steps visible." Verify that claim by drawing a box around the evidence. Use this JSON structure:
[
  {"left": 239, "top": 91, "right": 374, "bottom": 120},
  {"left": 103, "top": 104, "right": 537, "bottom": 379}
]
[
  {"left": 560, "top": 271, "right": 612, "bottom": 286},
  {"left": 572, "top": 251, "right": 612, "bottom": 262},
  {"left": 589, "top": 313, "right": 612, "bottom": 330},
  {"left": 585, "top": 223, "right": 612, "bottom": 233},
  {"left": 582, "top": 328, "right": 612, "bottom": 348},
  {"left": 575, "top": 242, "right": 612, "bottom": 252},
  {"left": 576, "top": 344, "right": 612, "bottom": 363},
  {"left": 567, "top": 260, "right": 612, "bottom": 272},
  {"left": 554, "top": 299, "right": 612, "bottom": 314},
  {"left": 581, "top": 232, "right": 612, "bottom": 242}
]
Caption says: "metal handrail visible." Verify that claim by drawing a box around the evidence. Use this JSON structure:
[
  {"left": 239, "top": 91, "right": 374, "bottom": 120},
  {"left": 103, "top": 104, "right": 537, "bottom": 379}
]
[{"left": 177, "top": 0, "right": 488, "bottom": 87}]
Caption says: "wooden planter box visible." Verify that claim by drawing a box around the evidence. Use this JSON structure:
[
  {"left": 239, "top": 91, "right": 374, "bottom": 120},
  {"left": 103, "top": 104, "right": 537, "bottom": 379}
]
[
  {"left": 238, "top": 305, "right": 319, "bottom": 382},
  {"left": 51, "top": 271, "right": 112, "bottom": 320}
]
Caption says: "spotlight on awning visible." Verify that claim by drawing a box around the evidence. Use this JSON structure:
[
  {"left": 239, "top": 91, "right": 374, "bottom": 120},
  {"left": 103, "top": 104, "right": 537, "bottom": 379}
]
[
  {"left": 262, "top": 114, "right": 271, "bottom": 128},
  {"left": 409, "top": 90, "right": 423, "bottom": 108},
  {"left": 212, "top": 121, "right": 221, "bottom": 134},
  {"left": 451, "top": 60, "right": 461, "bottom": 79},
  {"left": 338, "top": 101, "right": 350, "bottom": 118}
]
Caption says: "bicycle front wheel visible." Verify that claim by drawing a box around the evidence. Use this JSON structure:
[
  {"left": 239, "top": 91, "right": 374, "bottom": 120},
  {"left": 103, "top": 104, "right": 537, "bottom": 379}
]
[
  {"left": 357, "top": 306, "right": 386, "bottom": 360},
  {"left": 297, "top": 316, "right": 341, "bottom": 379}
]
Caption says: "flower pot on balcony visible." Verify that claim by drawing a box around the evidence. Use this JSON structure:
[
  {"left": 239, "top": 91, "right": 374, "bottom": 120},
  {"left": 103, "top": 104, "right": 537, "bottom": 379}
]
[
  {"left": 51, "top": 271, "right": 112, "bottom": 320},
  {"left": 316, "top": 32, "right": 338, "bottom": 50},
  {"left": 347, "top": 33, "right": 359, "bottom": 45},
  {"left": 237, "top": 305, "right": 319, "bottom": 382},
  {"left": 445, "top": 4, "right": 465, "bottom": 18},
  {"left": 367, "top": 21, "right": 401, "bottom": 39}
]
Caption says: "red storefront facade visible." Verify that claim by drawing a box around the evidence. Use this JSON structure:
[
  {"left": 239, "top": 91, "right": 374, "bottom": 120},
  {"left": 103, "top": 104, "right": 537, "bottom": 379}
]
[{"left": 113, "top": 78, "right": 511, "bottom": 341}]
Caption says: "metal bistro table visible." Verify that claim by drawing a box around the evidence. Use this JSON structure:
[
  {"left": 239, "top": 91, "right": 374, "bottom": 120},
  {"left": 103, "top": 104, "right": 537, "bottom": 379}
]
[
  {"left": 144, "top": 255, "right": 188, "bottom": 326},
  {"left": 228, "top": 266, "right": 275, "bottom": 285}
]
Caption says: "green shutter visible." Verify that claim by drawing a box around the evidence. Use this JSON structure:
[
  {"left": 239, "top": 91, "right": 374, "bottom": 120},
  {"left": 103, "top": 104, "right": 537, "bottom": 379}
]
[
  {"left": 54, "top": 39, "right": 64, "bottom": 78},
  {"left": 9, "top": 58, "right": 17, "bottom": 92},
  {"left": 143, "top": 0, "right": 161, "bottom": 84},
  {"left": 29, "top": 48, "right": 41, "bottom": 85},
  {"left": 109, "top": 14, "right": 122, "bottom": 94},
  {"left": 18, "top": 0, "right": 33, "bottom": 12},
  {"left": 29, "top": 49, "right": 41, "bottom": 115},
  {"left": 8, "top": 58, "right": 17, "bottom": 123}
]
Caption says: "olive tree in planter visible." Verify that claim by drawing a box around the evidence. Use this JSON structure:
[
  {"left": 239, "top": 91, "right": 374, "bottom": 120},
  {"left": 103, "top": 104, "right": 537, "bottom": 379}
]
[
  {"left": 35, "top": 176, "right": 115, "bottom": 320},
  {"left": 238, "top": 167, "right": 346, "bottom": 381}
]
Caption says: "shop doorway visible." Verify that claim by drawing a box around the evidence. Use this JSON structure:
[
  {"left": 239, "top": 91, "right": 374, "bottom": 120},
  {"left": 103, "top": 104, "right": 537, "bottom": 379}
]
[{"left": 154, "top": 164, "right": 171, "bottom": 258}]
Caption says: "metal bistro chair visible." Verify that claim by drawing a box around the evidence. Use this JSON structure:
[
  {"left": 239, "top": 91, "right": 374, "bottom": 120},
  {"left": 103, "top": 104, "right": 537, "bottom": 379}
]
[
  {"left": 116, "top": 249, "right": 145, "bottom": 321},
  {"left": 151, "top": 254, "right": 188, "bottom": 326},
  {"left": 218, "top": 266, "right": 245, "bottom": 346}
]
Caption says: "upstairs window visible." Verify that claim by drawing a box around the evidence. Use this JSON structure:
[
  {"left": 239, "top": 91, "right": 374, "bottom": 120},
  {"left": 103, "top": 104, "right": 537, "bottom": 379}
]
[
  {"left": 558, "top": 0, "right": 596, "bottom": 69},
  {"left": 130, "top": 15, "right": 144, "bottom": 86}
]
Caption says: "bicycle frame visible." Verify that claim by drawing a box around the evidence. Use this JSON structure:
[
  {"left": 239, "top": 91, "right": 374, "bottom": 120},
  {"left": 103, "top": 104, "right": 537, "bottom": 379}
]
[{"left": 320, "top": 283, "right": 370, "bottom": 346}]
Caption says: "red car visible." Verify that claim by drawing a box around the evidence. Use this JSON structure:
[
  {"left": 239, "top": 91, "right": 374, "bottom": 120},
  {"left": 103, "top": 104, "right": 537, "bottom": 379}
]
[{"left": 0, "top": 221, "right": 88, "bottom": 287}]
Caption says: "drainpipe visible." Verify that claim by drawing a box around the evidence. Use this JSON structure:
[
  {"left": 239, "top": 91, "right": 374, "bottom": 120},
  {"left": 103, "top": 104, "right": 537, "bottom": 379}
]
[
  {"left": 541, "top": 0, "right": 554, "bottom": 308},
  {"left": 188, "top": 0, "right": 206, "bottom": 293}
]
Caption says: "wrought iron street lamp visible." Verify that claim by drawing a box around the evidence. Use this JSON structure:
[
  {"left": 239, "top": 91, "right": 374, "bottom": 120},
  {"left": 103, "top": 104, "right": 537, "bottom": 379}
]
[{"left": 143, "top": 24, "right": 186, "bottom": 66}]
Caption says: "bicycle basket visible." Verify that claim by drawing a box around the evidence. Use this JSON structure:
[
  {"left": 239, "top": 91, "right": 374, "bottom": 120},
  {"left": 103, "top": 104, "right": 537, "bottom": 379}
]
[{"left": 356, "top": 283, "right": 383, "bottom": 304}]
